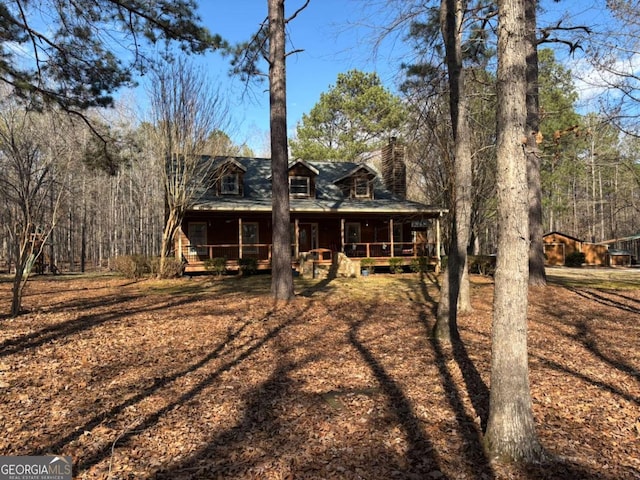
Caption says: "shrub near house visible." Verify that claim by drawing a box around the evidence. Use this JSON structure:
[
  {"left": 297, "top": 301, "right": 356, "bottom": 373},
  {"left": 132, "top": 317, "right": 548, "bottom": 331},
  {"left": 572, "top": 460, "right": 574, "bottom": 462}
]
[
  {"left": 360, "top": 257, "right": 376, "bottom": 274},
  {"left": 389, "top": 257, "right": 404, "bottom": 273},
  {"left": 565, "top": 251, "right": 586, "bottom": 267}
]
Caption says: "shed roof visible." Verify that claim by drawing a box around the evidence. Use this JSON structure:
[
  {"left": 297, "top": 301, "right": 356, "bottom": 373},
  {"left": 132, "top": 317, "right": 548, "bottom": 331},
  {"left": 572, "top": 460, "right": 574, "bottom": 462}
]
[
  {"left": 543, "top": 231, "right": 584, "bottom": 243},
  {"left": 608, "top": 249, "right": 633, "bottom": 256},
  {"left": 599, "top": 233, "right": 640, "bottom": 245}
]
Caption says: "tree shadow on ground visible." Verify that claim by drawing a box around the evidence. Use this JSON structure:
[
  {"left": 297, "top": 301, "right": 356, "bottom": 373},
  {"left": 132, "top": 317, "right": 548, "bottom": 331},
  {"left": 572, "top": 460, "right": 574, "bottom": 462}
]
[
  {"left": 463, "top": 315, "right": 640, "bottom": 406},
  {"left": 0, "top": 294, "right": 196, "bottom": 358},
  {"left": 347, "top": 316, "right": 442, "bottom": 476},
  {"left": 521, "top": 457, "right": 632, "bottom": 480},
  {"left": 412, "top": 283, "right": 493, "bottom": 477},
  {"left": 417, "top": 273, "right": 491, "bottom": 430},
  {"left": 531, "top": 354, "right": 639, "bottom": 406},
  {"left": 60, "top": 308, "right": 291, "bottom": 476},
  {"left": 574, "top": 318, "right": 640, "bottom": 382},
  {"left": 535, "top": 287, "right": 640, "bottom": 401},
  {"left": 410, "top": 275, "right": 621, "bottom": 480},
  {"left": 151, "top": 300, "right": 447, "bottom": 479},
  {"left": 568, "top": 286, "right": 640, "bottom": 314},
  {"left": 153, "top": 354, "right": 319, "bottom": 479},
  {"left": 8, "top": 274, "right": 631, "bottom": 479},
  {"left": 296, "top": 263, "right": 339, "bottom": 298},
  {"left": 396, "top": 270, "right": 439, "bottom": 315}
]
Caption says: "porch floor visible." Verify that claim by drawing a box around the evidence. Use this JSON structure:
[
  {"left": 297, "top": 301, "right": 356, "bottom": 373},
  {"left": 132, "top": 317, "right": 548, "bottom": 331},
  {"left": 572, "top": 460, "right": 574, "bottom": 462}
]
[{"left": 183, "top": 256, "right": 437, "bottom": 274}]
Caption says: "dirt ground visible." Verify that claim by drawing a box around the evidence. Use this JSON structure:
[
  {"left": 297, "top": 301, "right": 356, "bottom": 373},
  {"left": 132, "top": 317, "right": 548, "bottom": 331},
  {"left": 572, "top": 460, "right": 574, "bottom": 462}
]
[{"left": 0, "top": 269, "right": 638, "bottom": 479}]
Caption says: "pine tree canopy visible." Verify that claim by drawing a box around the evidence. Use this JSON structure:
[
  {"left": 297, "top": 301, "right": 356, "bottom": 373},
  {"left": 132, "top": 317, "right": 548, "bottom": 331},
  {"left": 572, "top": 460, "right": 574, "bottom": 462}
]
[
  {"left": 290, "top": 70, "right": 406, "bottom": 161},
  {"left": 0, "top": 0, "right": 224, "bottom": 110}
]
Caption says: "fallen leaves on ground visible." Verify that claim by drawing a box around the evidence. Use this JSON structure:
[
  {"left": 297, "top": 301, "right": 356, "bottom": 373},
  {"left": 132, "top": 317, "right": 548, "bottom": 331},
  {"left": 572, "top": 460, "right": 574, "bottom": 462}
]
[{"left": 0, "top": 272, "right": 638, "bottom": 479}]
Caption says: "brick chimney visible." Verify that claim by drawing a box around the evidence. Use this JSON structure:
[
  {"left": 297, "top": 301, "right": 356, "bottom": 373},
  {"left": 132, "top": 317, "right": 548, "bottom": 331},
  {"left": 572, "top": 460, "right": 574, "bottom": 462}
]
[{"left": 381, "top": 137, "right": 407, "bottom": 199}]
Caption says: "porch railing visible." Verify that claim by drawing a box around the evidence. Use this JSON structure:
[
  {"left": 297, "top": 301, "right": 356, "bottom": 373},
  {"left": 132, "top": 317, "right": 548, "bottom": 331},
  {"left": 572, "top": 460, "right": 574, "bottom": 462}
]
[
  {"left": 343, "top": 242, "right": 433, "bottom": 258},
  {"left": 181, "top": 244, "right": 272, "bottom": 264},
  {"left": 181, "top": 241, "right": 437, "bottom": 264}
]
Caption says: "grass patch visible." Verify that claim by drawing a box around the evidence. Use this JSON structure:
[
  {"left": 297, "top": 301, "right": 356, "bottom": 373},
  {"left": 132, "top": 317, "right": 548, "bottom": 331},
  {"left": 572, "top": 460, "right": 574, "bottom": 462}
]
[{"left": 546, "top": 267, "right": 640, "bottom": 290}]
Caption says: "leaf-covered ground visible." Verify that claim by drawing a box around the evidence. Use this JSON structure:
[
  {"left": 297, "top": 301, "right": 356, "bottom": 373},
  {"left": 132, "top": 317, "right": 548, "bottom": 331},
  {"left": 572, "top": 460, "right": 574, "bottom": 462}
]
[{"left": 0, "top": 270, "right": 638, "bottom": 479}]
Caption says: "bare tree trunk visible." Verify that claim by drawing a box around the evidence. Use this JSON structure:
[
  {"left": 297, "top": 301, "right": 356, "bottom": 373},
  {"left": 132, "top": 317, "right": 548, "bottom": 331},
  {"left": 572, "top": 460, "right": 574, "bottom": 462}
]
[
  {"left": 526, "top": 0, "right": 547, "bottom": 286},
  {"left": 591, "top": 135, "right": 597, "bottom": 242},
  {"left": 11, "top": 213, "right": 62, "bottom": 316},
  {"left": 49, "top": 185, "right": 56, "bottom": 273},
  {"left": 599, "top": 168, "right": 605, "bottom": 239},
  {"left": 11, "top": 236, "right": 31, "bottom": 317},
  {"left": 485, "top": 0, "right": 545, "bottom": 463},
  {"left": 81, "top": 175, "right": 87, "bottom": 273},
  {"left": 11, "top": 275, "right": 27, "bottom": 316},
  {"left": 0, "top": 102, "right": 69, "bottom": 316},
  {"left": 434, "top": 0, "right": 472, "bottom": 342},
  {"left": 159, "top": 207, "right": 181, "bottom": 276},
  {"left": 269, "top": 0, "right": 294, "bottom": 301},
  {"left": 435, "top": 266, "right": 452, "bottom": 337},
  {"left": 67, "top": 193, "right": 74, "bottom": 272}
]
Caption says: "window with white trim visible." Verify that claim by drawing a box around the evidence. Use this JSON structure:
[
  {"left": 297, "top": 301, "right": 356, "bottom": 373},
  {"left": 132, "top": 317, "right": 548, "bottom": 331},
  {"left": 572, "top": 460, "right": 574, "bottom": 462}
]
[{"left": 289, "top": 176, "right": 310, "bottom": 197}]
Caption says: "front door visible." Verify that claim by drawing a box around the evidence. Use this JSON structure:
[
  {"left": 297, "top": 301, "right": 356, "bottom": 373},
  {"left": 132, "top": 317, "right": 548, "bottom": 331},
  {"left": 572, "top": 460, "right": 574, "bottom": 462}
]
[
  {"left": 242, "top": 222, "right": 259, "bottom": 256},
  {"left": 188, "top": 222, "right": 207, "bottom": 258},
  {"left": 298, "top": 223, "right": 318, "bottom": 252}
]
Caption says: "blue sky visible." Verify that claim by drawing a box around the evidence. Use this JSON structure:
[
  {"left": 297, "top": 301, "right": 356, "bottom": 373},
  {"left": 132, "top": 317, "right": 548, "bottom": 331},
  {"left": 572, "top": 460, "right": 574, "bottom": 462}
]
[
  {"left": 133, "top": 0, "right": 626, "bottom": 155},
  {"left": 192, "top": 1, "right": 412, "bottom": 155}
]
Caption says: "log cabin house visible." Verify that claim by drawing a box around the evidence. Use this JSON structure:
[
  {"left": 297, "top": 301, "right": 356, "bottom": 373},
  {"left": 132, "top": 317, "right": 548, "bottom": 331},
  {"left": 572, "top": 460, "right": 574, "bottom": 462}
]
[{"left": 176, "top": 141, "right": 447, "bottom": 275}]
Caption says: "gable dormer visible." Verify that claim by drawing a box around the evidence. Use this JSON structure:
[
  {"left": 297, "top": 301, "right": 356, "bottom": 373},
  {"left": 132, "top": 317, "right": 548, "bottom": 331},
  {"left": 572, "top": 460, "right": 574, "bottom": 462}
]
[
  {"left": 334, "top": 164, "right": 377, "bottom": 199},
  {"left": 288, "top": 159, "right": 319, "bottom": 198},
  {"left": 214, "top": 157, "right": 246, "bottom": 196}
]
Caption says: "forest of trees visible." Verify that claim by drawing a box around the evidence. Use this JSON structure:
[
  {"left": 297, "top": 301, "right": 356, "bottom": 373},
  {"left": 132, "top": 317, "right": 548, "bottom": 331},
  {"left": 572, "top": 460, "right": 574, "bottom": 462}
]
[
  {"left": 0, "top": 98, "right": 247, "bottom": 273},
  {"left": 3, "top": 54, "right": 639, "bottom": 276}
]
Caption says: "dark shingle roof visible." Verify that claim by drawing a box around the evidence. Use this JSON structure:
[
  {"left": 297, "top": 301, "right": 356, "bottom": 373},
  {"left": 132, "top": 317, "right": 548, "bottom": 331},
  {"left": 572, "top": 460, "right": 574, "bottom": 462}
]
[{"left": 191, "top": 157, "right": 446, "bottom": 216}]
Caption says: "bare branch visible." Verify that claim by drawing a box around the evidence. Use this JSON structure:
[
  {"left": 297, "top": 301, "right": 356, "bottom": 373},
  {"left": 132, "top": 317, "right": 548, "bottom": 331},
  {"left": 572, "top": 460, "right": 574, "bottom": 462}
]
[
  {"left": 286, "top": 0, "right": 311, "bottom": 23},
  {"left": 538, "top": 20, "right": 592, "bottom": 53}
]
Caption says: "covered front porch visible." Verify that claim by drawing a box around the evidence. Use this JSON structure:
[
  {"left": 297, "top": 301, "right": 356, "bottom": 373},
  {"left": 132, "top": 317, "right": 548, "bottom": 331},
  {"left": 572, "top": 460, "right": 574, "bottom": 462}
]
[{"left": 177, "top": 212, "right": 444, "bottom": 274}]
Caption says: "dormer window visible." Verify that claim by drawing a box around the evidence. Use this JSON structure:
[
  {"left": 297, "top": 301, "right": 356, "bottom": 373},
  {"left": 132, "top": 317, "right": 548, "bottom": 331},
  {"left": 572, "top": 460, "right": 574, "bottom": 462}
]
[
  {"left": 214, "top": 157, "right": 246, "bottom": 196},
  {"left": 221, "top": 172, "right": 239, "bottom": 194},
  {"left": 289, "top": 176, "right": 310, "bottom": 197},
  {"left": 333, "top": 163, "right": 377, "bottom": 199},
  {"left": 354, "top": 176, "right": 370, "bottom": 198},
  {"left": 286, "top": 160, "right": 318, "bottom": 199}
]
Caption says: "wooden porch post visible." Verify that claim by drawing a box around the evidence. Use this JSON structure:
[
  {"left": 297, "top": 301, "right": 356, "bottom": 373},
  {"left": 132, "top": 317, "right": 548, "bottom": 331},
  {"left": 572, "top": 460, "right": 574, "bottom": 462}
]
[
  {"left": 389, "top": 218, "right": 394, "bottom": 257},
  {"left": 435, "top": 213, "right": 441, "bottom": 273},
  {"left": 341, "top": 218, "right": 345, "bottom": 252},
  {"left": 238, "top": 218, "right": 243, "bottom": 259},
  {"left": 177, "top": 235, "right": 182, "bottom": 260},
  {"left": 294, "top": 218, "right": 299, "bottom": 258}
]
